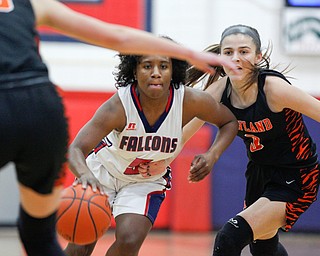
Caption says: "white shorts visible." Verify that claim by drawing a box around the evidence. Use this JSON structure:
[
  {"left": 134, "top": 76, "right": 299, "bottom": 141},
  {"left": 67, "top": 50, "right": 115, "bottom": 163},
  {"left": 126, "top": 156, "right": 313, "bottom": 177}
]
[{"left": 87, "top": 157, "right": 172, "bottom": 224}]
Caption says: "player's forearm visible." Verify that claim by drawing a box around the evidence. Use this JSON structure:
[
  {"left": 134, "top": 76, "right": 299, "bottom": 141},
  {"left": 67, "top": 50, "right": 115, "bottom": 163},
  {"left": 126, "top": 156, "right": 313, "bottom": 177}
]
[
  {"left": 182, "top": 118, "right": 206, "bottom": 146},
  {"left": 68, "top": 147, "right": 91, "bottom": 178},
  {"left": 207, "top": 120, "right": 238, "bottom": 161},
  {"left": 34, "top": 0, "right": 188, "bottom": 57},
  {"left": 51, "top": 12, "right": 194, "bottom": 59}
]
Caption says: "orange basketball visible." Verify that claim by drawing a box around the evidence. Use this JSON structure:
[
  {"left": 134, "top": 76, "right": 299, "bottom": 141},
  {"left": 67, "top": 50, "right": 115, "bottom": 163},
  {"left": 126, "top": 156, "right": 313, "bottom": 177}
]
[{"left": 56, "top": 185, "right": 111, "bottom": 245}]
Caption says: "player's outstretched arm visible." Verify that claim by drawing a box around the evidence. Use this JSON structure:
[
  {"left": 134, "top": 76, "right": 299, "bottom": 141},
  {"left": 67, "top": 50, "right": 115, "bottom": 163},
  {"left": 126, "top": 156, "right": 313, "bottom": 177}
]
[
  {"left": 184, "top": 88, "right": 238, "bottom": 182},
  {"left": 30, "top": 0, "right": 236, "bottom": 74}
]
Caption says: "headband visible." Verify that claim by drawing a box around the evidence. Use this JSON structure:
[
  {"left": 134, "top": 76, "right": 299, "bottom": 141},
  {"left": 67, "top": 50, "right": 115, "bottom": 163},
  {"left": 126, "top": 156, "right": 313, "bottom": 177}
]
[{"left": 220, "top": 25, "right": 261, "bottom": 50}]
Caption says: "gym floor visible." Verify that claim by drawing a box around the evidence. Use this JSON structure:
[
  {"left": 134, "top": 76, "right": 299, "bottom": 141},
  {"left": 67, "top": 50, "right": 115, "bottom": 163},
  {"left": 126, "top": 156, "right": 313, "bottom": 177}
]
[{"left": 1, "top": 227, "right": 320, "bottom": 256}]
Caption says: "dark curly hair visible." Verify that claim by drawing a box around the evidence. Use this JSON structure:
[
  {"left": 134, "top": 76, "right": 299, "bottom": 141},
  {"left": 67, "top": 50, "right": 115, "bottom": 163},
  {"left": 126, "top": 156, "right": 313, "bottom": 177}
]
[{"left": 113, "top": 36, "right": 189, "bottom": 89}]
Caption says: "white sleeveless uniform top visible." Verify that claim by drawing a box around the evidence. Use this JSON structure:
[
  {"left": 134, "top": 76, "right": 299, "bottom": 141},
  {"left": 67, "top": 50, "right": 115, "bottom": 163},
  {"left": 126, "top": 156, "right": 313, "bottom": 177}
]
[{"left": 88, "top": 84, "right": 184, "bottom": 182}]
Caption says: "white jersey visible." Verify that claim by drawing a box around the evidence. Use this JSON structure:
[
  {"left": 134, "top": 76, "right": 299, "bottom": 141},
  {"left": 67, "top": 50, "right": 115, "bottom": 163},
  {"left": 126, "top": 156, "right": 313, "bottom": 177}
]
[{"left": 87, "top": 84, "right": 184, "bottom": 182}]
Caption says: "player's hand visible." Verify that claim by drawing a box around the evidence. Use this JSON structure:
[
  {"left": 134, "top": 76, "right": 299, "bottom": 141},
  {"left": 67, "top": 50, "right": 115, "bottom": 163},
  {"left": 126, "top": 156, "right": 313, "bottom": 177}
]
[
  {"left": 73, "top": 171, "right": 105, "bottom": 194},
  {"left": 187, "top": 51, "right": 239, "bottom": 75},
  {"left": 188, "top": 153, "right": 215, "bottom": 183},
  {"left": 138, "top": 159, "right": 169, "bottom": 178}
]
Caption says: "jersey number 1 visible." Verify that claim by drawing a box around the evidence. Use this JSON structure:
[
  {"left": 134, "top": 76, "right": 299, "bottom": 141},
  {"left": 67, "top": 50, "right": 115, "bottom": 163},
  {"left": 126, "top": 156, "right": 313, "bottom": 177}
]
[{"left": 245, "top": 134, "right": 264, "bottom": 152}]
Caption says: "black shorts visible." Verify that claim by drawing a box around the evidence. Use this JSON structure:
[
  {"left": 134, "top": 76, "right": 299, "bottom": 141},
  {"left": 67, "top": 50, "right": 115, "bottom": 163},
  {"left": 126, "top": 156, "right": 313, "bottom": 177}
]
[
  {"left": 245, "top": 161, "right": 320, "bottom": 231},
  {"left": 0, "top": 81, "right": 68, "bottom": 194}
]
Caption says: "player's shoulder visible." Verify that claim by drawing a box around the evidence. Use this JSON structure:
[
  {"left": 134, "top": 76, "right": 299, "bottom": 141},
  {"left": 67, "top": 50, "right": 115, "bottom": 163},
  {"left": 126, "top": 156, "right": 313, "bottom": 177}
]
[
  {"left": 264, "top": 73, "right": 294, "bottom": 112},
  {"left": 204, "top": 76, "right": 227, "bottom": 102},
  {"left": 261, "top": 69, "right": 291, "bottom": 85},
  {"left": 184, "top": 84, "right": 210, "bottom": 100},
  {"left": 264, "top": 74, "right": 291, "bottom": 95}
]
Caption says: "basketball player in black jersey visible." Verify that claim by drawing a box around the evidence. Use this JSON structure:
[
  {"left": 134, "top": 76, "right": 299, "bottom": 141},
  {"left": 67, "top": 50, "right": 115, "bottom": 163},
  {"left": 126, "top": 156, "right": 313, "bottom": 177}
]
[
  {"left": 0, "top": 0, "right": 238, "bottom": 254},
  {"left": 179, "top": 24, "right": 320, "bottom": 255}
]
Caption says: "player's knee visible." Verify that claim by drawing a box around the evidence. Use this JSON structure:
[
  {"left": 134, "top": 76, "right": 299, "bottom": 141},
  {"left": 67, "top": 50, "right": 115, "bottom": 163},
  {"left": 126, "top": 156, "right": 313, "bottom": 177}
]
[
  {"left": 19, "top": 184, "right": 62, "bottom": 218},
  {"left": 213, "top": 230, "right": 241, "bottom": 255},
  {"left": 213, "top": 215, "right": 253, "bottom": 256},
  {"left": 115, "top": 233, "right": 143, "bottom": 255},
  {"left": 250, "top": 234, "right": 288, "bottom": 256}
]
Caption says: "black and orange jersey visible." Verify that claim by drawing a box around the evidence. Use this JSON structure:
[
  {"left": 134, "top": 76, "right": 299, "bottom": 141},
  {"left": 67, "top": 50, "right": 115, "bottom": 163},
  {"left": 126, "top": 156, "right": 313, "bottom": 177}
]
[
  {"left": 0, "top": 0, "right": 48, "bottom": 76},
  {"left": 221, "top": 69, "right": 318, "bottom": 168}
]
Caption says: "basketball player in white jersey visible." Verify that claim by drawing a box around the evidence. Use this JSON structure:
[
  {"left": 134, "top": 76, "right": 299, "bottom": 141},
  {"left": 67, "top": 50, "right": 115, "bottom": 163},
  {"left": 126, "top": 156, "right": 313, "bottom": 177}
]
[{"left": 64, "top": 41, "right": 238, "bottom": 256}]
